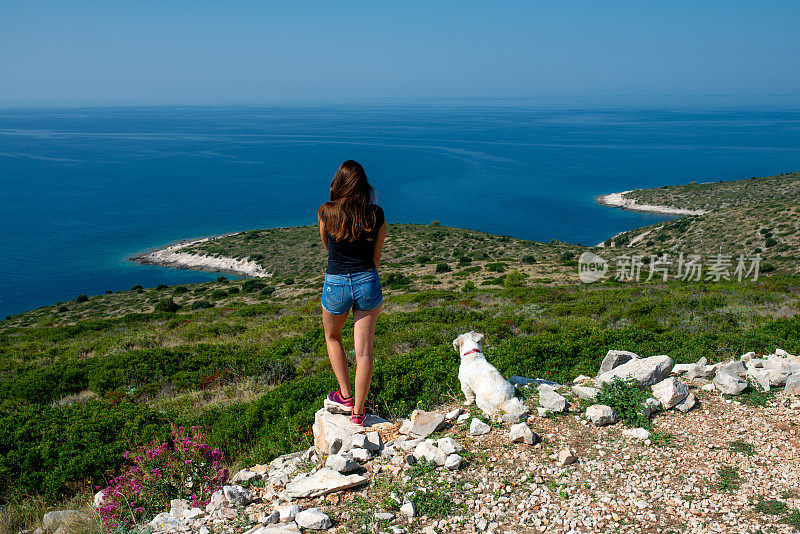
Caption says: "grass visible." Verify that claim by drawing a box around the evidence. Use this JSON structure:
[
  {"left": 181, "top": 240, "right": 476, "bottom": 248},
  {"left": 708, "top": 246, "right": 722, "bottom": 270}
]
[
  {"left": 716, "top": 465, "right": 742, "bottom": 492},
  {"left": 728, "top": 439, "right": 755, "bottom": 456},
  {"left": 752, "top": 498, "right": 790, "bottom": 515},
  {"left": 733, "top": 384, "right": 775, "bottom": 407},
  {"left": 409, "top": 488, "right": 460, "bottom": 518}
]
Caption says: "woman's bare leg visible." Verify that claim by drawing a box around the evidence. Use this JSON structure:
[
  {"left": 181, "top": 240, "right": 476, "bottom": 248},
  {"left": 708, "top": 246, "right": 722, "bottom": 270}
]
[
  {"left": 352, "top": 305, "right": 382, "bottom": 415},
  {"left": 322, "top": 308, "right": 352, "bottom": 398}
]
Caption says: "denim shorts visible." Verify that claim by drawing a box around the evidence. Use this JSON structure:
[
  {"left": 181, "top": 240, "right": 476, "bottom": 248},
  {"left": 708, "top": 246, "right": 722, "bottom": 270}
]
[{"left": 321, "top": 268, "right": 383, "bottom": 315}]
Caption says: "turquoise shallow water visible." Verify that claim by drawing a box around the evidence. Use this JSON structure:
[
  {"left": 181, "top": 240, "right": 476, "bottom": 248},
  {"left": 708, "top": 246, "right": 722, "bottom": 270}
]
[{"left": 1, "top": 103, "right": 799, "bottom": 317}]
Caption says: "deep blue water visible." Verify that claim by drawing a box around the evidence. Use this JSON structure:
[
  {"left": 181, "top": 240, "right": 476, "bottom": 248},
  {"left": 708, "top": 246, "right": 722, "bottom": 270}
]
[{"left": 1, "top": 103, "right": 800, "bottom": 317}]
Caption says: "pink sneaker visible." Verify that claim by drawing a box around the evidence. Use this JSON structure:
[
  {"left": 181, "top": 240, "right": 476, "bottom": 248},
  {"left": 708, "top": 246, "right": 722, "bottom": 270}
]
[
  {"left": 351, "top": 411, "right": 366, "bottom": 428},
  {"left": 324, "top": 390, "right": 354, "bottom": 414}
]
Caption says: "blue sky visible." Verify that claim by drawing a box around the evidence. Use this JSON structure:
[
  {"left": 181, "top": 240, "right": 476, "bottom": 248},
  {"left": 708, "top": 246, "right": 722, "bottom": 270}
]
[{"left": 1, "top": 1, "right": 799, "bottom": 105}]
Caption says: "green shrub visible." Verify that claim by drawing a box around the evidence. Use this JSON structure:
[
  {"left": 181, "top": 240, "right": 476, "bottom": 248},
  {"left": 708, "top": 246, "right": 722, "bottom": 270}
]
[
  {"left": 57, "top": 306, "right": 68, "bottom": 313},
  {"left": 191, "top": 300, "right": 213, "bottom": 310},
  {"left": 0, "top": 401, "right": 168, "bottom": 500},
  {"left": 130, "top": 284, "right": 143, "bottom": 292},
  {"left": 283, "top": 278, "right": 295, "bottom": 286},
  {"left": 173, "top": 286, "right": 189, "bottom": 295},
  {"left": 228, "top": 287, "right": 240, "bottom": 295},
  {"left": 75, "top": 295, "right": 88, "bottom": 303},
  {"left": 504, "top": 270, "right": 526, "bottom": 288},
  {"left": 260, "top": 286, "right": 276, "bottom": 296},
  {"left": 211, "top": 289, "right": 228, "bottom": 300},
  {"left": 242, "top": 279, "right": 266, "bottom": 293},
  {"left": 216, "top": 276, "right": 228, "bottom": 283},
  {"left": 486, "top": 262, "right": 506, "bottom": 272},
  {"left": 435, "top": 263, "right": 451, "bottom": 273},
  {"left": 462, "top": 281, "right": 476, "bottom": 293},
  {"left": 596, "top": 377, "right": 652, "bottom": 428},
  {"left": 154, "top": 298, "right": 180, "bottom": 313},
  {"left": 384, "top": 273, "right": 411, "bottom": 290},
  {"left": 417, "top": 255, "right": 432, "bottom": 264},
  {"left": 156, "top": 284, "right": 169, "bottom": 290},
  {"left": 458, "top": 256, "right": 472, "bottom": 265}
]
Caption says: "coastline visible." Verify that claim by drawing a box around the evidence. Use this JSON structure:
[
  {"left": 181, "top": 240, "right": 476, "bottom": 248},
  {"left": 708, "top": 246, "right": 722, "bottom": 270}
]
[
  {"left": 596, "top": 190, "right": 708, "bottom": 216},
  {"left": 128, "top": 233, "right": 273, "bottom": 278}
]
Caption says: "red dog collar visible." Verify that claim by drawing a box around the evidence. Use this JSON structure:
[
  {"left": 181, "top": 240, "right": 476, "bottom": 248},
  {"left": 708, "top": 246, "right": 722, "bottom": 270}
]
[{"left": 462, "top": 348, "right": 481, "bottom": 356}]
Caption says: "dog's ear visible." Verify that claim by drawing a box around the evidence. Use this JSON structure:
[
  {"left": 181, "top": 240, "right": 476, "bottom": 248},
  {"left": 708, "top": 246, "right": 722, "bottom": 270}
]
[
  {"left": 452, "top": 334, "right": 463, "bottom": 353},
  {"left": 469, "top": 332, "right": 485, "bottom": 344}
]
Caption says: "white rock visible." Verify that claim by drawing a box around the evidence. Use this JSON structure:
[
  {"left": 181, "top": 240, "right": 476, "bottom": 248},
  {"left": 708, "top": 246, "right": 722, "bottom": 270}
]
[
  {"left": 232, "top": 468, "right": 261, "bottom": 484},
  {"left": 509, "top": 422, "right": 536, "bottom": 444},
  {"left": 169, "top": 498, "right": 190, "bottom": 518},
  {"left": 536, "top": 407, "right": 549, "bottom": 417},
  {"left": 184, "top": 507, "right": 205, "bottom": 520},
  {"left": 249, "top": 522, "right": 301, "bottom": 534},
  {"left": 671, "top": 363, "right": 694, "bottom": 375},
  {"left": 643, "top": 397, "right": 662, "bottom": 418},
  {"left": 623, "top": 427, "right": 650, "bottom": 440},
  {"left": 375, "top": 512, "right": 394, "bottom": 521},
  {"left": 651, "top": 377, "right": 689, "bottom": 409},
  {"left": 445, "top": 453, "right": 463, "bottom": 470},
  {"left": 571, "top": 385, "right": 600, "bottom": 401},
  {"left": 597, "top": 355, "right": 674, "bottom": 387},
  {"left": 325, "top": 452, "right": 358, "bottom": 473},
  {"left": 402, "top": 409, "right": 446, "bottom": 438},
  {"left": 276, "top": 503, "right": 300, "bottom": 522},
  {"left": 456, "top": 413, "right": 470, "bottom": 423},
  {"left": 701, "top": 383, "right": 715, "bottom": 392},
  {"left": 284, "top": 468, "right": 368, "bottom": 498},
  {"left": 93, "top": 490, "right": 105, "bottom": 508},
  {"left": 556, "top": 447, "right": 578, "bottom": 467},
  {"left": 741, "top": 351, "right": 756, "bottom": 361},
  {"left": 675, "top": 392, "right": 696, "bottom": 413},
  {"left": 445, "top": 408, "right": 463, "bottom": 421},
  {"left": 538, "top": 388, "right": 567, "bottom": 412},
  {"left": 470, "top": 418, "right": 491, "bottom": 436},
  {"left": 312, "top": 408, "right": 387, "bottom": 455},
  {"left": 413, "top": 441, "right": 447, "bottom": 466},
  {"left": 148, "top": 512, "right": 181, "bottom": 531},
  {"left": 571, "top": 374, "right": 593, "bottom": 385},
  {"left": 223, "top": 485, "right": 254, "bottom": 506},
  {"left": 746, "top": 367, "right": 771, "bottom": 393},
  {"left": 597, "top": 350, "right": 639, "bottom": 376},
  {"left": 786, "top": 375, "right": 800, "bottom": 395},
  {"left": 776, "top": 348, "right": 792, "bottom": 358},
  {"left": 351, "top": 448, "right": 372, "bottom": 461},
  {"left": 586, "top": 404, "right": 618, "bottom": 426},
  {"left": 436, "top": 437, "right": 463, "bottom": 455},
  {"left": 352, "top": 431, "right": 381, "bottom": 451},
  {"left": 400, "top": 501, "right": 416, "bottom": 517},
  {"left": 42, "top": 511, "right": 86, "bottom": 532},
  {"left": 295, "top": 508, "right": 332, "bottom": 530},
  {"left": 206, "top": 490, "right": 226, "bottom": 512},
  {"left": 713, "top": 370, "right": 747, "bottom": 395},
  {"left": 718, "top": 360, "right": 747, "bottom": 378}
]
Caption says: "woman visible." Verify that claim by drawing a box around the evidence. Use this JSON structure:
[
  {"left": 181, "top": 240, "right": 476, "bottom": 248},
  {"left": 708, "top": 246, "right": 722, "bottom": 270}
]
[{"left": 318, "top": 160, "right": 386, "bottom": 427}]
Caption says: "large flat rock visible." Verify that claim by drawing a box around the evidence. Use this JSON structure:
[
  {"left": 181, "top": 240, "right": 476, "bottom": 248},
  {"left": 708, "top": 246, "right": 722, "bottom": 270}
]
[
  {"left": 597, "top": 355, "right": 674, "bottom": 387},
  {"left": 284, "top": 468, "right": 368, "bottom": 499},
  {"left": 312, "top": 408, "right": 387, "bottom": 455}
]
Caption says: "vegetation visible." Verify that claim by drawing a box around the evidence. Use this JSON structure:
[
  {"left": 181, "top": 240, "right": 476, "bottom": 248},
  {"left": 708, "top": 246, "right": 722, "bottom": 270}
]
[
  {"left": 596, "top": 378, "right": 654, "bottom": 428},
  {"left": 606, "top": 171, "right": 800, "bottom": 275},
  {"left": 0, "top": 215, "right": 798, "bottom": 530}
]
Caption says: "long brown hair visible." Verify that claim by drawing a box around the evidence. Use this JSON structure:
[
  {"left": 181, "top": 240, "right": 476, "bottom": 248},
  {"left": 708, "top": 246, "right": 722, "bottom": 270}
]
[{"left": 318, "top": 160, "right": 378, "bottom": 242}]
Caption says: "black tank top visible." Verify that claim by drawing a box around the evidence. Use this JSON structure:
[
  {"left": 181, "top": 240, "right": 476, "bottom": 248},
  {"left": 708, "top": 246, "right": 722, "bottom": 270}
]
[{"left": 325, "top": 206, "right": 385, "bottom": 275}]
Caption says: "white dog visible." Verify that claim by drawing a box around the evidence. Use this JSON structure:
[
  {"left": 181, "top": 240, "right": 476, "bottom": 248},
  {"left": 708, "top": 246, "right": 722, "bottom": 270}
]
[{"left": 453, "top": 331, "right": 529, "bottom": 419}]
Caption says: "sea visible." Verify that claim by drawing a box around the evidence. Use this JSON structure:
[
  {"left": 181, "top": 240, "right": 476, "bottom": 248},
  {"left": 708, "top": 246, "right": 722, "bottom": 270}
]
[{"left": 2, "top": 101, "right": 800, "bottom": 318}]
